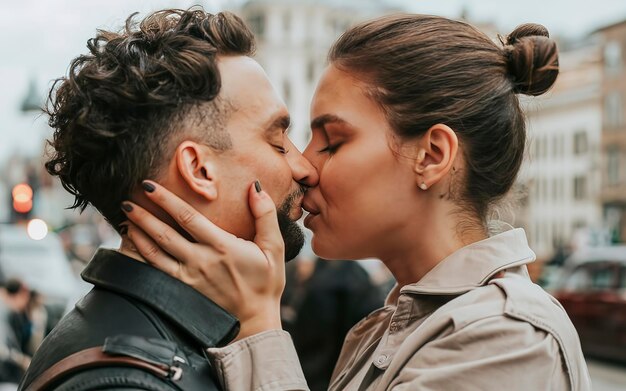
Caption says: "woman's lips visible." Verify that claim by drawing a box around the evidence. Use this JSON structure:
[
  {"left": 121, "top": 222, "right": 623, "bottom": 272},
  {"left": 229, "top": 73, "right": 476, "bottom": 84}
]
[
  {"left": 302, "top": 198, "right": 320, "bottom": 215},
  {"left": 303, "top": 212, "right": 317, "bottom": 228},
  {"left": 302, "top": 201, "right": 320, "bottom": 228}
]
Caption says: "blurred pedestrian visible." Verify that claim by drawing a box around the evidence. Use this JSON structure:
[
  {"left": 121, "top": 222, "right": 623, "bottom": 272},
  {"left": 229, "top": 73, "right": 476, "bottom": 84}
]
[
  {"left": 3, "top": 280, "right": 31, "bottom": 356},
  {"left": 283, "top": 258, "right": 383, "bottom": 391},
  {"left": 0, "top": 280, "right": 30, "bottom": 385},
  {"left": 24, "top": 291, "right": 47, "bottom": 356}
]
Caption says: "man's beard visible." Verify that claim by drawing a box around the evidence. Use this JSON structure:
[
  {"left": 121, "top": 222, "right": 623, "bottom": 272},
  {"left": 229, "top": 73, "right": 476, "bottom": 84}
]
[{"left": 276, "top": 187, "right": 306, "bottom": 262}]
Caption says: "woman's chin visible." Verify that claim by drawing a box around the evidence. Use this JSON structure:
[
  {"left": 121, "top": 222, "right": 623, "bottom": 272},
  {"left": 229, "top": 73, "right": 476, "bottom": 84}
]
[{"left": 311, "top": 237, "right": 354, "bottom": 261}]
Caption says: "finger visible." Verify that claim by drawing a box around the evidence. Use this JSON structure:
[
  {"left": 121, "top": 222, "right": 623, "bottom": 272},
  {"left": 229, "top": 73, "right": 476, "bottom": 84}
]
[
  {"left": 126, "top": 222, "right": 182, "bottom": 277},
  {"left": 121, "top": 201, "right": 193, "bottom": 263},
  {"left": 249, "top": 181, "right": 284, "bottom": 258},
  {"left": 140, "top": 180, "right": 233, "bottom": 243}
]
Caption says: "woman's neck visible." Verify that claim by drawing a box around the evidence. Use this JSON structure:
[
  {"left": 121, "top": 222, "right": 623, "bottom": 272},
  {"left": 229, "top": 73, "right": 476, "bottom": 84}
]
[{"left": 379, "top": 206, "right": 488, "bottom": 288}]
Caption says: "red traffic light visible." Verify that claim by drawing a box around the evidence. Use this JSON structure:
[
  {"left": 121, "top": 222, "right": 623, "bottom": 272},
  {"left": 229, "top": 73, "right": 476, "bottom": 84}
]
[{"left": 12, "top": 183, "right": 33, "bottom": 214}]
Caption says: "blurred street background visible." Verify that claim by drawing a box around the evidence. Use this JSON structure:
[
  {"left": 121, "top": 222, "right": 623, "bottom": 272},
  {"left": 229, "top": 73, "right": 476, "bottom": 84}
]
[{"left": 1, "top": 0, "right": 626, "bottom": 389}]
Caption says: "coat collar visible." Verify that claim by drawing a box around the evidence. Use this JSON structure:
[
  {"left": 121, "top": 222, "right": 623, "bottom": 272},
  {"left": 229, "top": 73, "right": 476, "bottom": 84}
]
[
  {"left": 399, "top": 228, "right": 535, "bottom": 297},
  {"left": 81, "top": 249, "right": 239, "bottom": 348}
]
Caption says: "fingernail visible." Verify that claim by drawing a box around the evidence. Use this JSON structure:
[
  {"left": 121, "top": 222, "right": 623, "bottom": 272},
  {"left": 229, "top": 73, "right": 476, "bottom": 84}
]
[
  {"left": 254, "top": 180, "right": 262, "bottom": 193},
  {"left": 142, "top": 181, "right": 155, "bottom": 193},
  {"left": 119, "top": 225, "right": 128, "bottom": 235},
  {"left": 121, "top": 203, "right": 133, "bottom": 212}
]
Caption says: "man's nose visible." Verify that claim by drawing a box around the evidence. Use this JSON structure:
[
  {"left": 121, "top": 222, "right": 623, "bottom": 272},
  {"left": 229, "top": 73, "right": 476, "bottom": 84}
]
[{"left": 286, "top": 138, "right": 319, "bottom": 187}]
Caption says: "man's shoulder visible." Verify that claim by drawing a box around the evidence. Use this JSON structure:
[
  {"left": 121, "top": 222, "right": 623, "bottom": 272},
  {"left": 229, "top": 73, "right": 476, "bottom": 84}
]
[
  {"left": 22, "top": 334, "right": 221, "bottom": 391},
  {"left": 21, "top": 288, "right": 184, "bottom": 390},
  {"left": 52, "top": 366, "right": 177, "bottom": 391}
]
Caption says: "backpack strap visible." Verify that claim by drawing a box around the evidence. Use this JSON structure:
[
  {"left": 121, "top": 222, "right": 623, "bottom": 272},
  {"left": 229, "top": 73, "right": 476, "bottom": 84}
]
[
  {"left": 26, "top": 335, "right": 216, "bottom": 391},
  {"left": 26, "top": 346, "right": 177, "bottom": 391}
]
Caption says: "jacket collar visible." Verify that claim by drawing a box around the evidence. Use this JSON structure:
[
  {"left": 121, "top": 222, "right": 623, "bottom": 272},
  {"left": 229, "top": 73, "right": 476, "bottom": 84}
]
[
  {"left": 81, "top": 249, "right": 239, "bottom": 348},
  {"left": 399, "top": 228, "right": 535, "bottom": 296}
]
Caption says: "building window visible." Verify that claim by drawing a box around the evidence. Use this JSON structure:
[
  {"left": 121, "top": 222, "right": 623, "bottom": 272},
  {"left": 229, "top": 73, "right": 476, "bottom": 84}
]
[
  {"left": 552, "top": 135, "right": 559, "bottom": 157},
  {"left": 307, "top": 60, "right": 316, "bottom": 83},
  {"left": 553, "top": 222, "right": 561, "bottom": 247},
  {"left": 247, "top": 12, "right": 265, "bottom": 37},
  {"left": 283, "top": 10, "right": 291, "bottom": 33},
  {"left": 607, "top": 146, "right": 620, "bottom": 185},
  {"left": 283, "top": 80, "right": 291, "bottom": 107},
  {"left": 573, "top": 131, "right": 588, "bottom": 155},
  {"left": 605, "top": 91, "right": 623, "bottom": 128},
  {"left": 605, "top": 41, "right": 622, "bottom": 76},
  {"left": 573, "top": 176, "right": 587, "bottom": 200},
  {"left": 535, "top": 136, "right": 548, "bottom": 160},
  {"left": 534, "top": 179, "right": 540, "bottom": 201}
]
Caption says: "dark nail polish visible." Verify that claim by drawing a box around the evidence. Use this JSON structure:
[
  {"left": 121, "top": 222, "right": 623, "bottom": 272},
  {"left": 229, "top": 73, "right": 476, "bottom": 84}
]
[
  {"left": 142, "top": 181, "right": 155, "bottom": 193},
  {"left": 119, "top": 225, "right": 128, "bottom": 235},
  {"left": 254, "top": 180, "right": 262, "bottom": 193},
  {"left": 121, "top": 203, "right": 133, "bottom": 212}
]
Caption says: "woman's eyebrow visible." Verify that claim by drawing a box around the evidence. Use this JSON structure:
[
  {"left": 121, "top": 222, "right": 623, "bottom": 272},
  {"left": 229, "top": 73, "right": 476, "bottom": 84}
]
[{"left": 310, "top": 114, "right": 348, "bottom": 130}]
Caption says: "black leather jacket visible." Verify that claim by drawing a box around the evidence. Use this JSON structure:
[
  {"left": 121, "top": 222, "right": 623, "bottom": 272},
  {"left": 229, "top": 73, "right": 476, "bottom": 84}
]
[{"left": 18, "top": 249, "right": 239, "bottom": 390}]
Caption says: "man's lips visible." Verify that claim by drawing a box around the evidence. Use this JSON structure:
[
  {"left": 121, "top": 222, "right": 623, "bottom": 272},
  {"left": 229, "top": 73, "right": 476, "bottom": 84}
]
[
  {"left": 293, "top": 207, "right": 304, "bottom": 220},
  {"left": 292, "top": 195, "right": 305, "bottom": 220}
]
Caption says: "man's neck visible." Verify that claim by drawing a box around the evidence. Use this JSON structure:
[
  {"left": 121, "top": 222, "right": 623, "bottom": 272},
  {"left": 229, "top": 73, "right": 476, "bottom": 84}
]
[{"left": 118, "top": 238, "right": 149, "bottom": 264}]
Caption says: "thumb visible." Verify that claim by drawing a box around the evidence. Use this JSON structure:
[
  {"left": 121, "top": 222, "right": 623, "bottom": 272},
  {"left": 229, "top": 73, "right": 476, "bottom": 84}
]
[{"left": 248, "top": 180, "right": 284, "bottom": 258}]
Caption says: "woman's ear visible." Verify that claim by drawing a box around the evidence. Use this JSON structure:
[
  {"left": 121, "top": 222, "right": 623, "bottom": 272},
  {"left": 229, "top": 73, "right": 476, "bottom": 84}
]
[
  {"left": 175, "top": 141, "right": 219, "bottom": 201},
  {"left": 413, "top": 124, "right": 459, "bottom": 191}
]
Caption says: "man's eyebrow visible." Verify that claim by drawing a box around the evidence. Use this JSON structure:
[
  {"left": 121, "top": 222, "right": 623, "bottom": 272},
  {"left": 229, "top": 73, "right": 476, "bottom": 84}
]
[
  {"left": 265, "top": 114, "right": 291, "bottom": 134},
  {"left": 310, "top": 114, "right": 347, "bottom": 130}
]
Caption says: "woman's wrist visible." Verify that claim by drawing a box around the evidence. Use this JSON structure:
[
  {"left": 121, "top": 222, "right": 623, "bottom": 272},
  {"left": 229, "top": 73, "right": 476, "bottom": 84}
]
[{"left": 234, "top": 308, "right": 282, "bottom": 341}]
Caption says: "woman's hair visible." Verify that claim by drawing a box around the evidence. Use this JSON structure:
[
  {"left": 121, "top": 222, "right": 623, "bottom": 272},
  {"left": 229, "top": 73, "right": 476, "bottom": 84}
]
[
  {"left": 329, "top": 15, "right": 558, "bottom": 222},
  {"left": 44, "top": 8, "right": 254, "bottom": 231}
]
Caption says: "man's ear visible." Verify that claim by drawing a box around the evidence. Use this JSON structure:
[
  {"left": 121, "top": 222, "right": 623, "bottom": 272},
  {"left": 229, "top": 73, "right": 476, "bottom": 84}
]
[
  {"left": 413, "top": 124, "right": 459, "bottom": 190},
  {"left": 175, "top": 141, "right": 219, "bottom": 201}
]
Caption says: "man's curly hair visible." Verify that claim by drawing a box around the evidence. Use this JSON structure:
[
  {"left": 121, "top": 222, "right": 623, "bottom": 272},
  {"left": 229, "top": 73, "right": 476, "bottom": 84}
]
[{"left": 45, "top": 8, "right": 255, "bottom": 232}]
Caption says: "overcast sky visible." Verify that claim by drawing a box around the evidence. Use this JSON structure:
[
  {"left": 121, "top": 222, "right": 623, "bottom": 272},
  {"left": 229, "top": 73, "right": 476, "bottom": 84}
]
[{"left": 1, "top": 0, "right": 626, "bottom": 165}]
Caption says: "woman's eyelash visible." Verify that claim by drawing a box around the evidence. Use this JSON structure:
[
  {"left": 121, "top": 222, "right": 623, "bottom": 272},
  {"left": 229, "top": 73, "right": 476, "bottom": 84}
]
[{"left": 318, "top": 143, "right": 340, "bottom": 154}]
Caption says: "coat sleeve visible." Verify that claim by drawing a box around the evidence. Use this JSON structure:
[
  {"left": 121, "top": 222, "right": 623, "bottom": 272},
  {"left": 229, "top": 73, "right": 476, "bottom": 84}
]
[
  {"left": 207, "top": 329, "right": 309, "bottom": 391},
  {"left": 386, "top": 316, "right": 574, "bottom": 391}
]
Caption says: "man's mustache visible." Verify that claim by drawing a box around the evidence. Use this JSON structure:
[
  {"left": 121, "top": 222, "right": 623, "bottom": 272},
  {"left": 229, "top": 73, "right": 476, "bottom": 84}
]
[{"left": 283, "top": 184, "right": 307, "bottom": 209}]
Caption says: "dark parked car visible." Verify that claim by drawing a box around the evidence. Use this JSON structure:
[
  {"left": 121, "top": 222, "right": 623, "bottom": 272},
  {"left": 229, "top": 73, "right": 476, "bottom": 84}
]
[{"left": 551, "top": 246, "right": 626, "bottom": 363}]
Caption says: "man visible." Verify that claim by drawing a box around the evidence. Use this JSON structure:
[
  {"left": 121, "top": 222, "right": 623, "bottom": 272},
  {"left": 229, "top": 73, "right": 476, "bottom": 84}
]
[{"left": 19, "top": 8, "right": 317, "bottom": 390}]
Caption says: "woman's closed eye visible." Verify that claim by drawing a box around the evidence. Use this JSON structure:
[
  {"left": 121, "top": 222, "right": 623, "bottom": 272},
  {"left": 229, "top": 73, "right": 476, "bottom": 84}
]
[{"left": 318, "top": 143, "right": 341, "bottom": 154}]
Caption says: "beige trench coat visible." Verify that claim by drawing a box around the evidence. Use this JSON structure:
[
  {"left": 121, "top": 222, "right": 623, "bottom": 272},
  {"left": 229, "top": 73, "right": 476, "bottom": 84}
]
[{"left": 208, "top": 228, "right": 591, "bottom": 390}]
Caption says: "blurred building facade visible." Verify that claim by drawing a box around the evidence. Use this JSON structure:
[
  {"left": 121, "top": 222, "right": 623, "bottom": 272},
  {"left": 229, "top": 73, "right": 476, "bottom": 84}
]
[
  {"left": 596, "top": 21, "right": 626, "bottom": 244},
  {"left": 519, "top": 18, "right": 626, "bottom": 259},
  {"left": 520, "top": 42, "right": 605, "bottom": 259}
]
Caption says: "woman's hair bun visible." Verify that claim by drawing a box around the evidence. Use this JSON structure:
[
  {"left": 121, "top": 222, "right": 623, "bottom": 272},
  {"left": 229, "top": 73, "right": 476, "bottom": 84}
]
[{"left": 504, "top": 23, "right": 559, "bottom": 96}]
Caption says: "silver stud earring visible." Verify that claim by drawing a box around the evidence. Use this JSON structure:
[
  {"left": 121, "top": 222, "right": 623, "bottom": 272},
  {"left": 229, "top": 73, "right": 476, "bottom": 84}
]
[{"left": 419, "top": 181, "right": 428, "bottom": 190}]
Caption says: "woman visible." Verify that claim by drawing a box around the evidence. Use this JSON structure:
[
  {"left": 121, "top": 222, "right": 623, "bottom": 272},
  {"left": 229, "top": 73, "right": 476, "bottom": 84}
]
[{"left": 122, "top": 14, "right": 591, "bottom": 390}]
